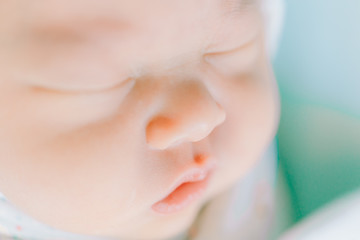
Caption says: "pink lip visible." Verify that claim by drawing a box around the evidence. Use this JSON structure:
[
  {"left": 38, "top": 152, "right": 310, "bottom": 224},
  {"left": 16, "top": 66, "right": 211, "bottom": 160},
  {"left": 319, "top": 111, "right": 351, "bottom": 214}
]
[{"left": 151, "top": 165, "right": 215, "bottom": 214}]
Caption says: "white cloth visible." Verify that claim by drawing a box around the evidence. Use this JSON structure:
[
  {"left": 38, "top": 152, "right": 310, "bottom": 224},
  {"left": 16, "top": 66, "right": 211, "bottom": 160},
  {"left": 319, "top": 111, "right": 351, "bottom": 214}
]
[{"left": 279, "top": 190, "right": 360, "bottom": 240}]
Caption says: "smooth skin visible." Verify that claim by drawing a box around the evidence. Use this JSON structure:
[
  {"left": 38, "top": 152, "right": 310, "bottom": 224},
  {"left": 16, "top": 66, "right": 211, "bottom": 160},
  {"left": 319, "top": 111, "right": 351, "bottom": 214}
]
[{"left": 0, "top": 0, "right": 279, "bottom": 239}]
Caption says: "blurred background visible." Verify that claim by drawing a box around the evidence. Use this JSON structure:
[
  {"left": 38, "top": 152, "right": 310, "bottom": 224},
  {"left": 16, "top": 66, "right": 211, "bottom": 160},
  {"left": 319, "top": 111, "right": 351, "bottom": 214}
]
[{"left": 272, "top": 0, "right": 360, "bottom": 237}]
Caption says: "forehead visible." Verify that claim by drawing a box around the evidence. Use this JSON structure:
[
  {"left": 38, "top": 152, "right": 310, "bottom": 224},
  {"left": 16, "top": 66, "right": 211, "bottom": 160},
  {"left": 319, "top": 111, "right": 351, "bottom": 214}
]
[
  {"left": 25, "top": 0, "right": 244, "bottom": 19},
  {"left": 3, "top": 0, "right": 257, "bottom": 73}
]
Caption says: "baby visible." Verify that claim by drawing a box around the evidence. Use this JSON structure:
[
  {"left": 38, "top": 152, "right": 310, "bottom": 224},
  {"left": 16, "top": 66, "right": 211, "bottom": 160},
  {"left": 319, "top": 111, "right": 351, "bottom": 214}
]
[{"left": 0, "top": 0, "right": 280, "bottom": 239}]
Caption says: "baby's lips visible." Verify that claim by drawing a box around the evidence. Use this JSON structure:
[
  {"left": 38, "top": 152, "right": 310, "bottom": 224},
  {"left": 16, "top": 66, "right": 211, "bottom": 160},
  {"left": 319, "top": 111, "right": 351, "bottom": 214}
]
[{"left": 151, "top": 165, "right": 216, "bottom": 214}]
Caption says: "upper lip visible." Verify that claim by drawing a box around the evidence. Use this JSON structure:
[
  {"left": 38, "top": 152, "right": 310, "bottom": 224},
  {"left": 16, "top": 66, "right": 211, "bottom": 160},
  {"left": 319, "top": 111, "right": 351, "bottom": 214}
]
[{"left": 156, "top": 163, "right": 217, "bottom": 202}]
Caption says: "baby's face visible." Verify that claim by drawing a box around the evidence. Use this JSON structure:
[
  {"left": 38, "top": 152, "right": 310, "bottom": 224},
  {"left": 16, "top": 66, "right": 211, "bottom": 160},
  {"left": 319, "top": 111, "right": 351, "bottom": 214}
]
[{"left": 0, "top": 0, "right": 279, "bottom": 239}]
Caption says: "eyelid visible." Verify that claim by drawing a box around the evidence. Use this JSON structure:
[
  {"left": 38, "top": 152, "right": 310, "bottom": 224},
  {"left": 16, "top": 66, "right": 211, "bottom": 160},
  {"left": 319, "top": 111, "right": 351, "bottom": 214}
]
[
  {"left": 203, "top": 39, "right": 259, "bottom": 76},
  {"left": 204, "top": 38, "right": 255, "bottom": 57},
  {"left": 30, "top": 77, "right": 134, "bottom": 95}
]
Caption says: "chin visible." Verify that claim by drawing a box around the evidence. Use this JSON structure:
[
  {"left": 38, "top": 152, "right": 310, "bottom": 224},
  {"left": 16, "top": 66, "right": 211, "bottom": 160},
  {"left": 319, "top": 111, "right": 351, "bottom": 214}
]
[{"left": 107, "top": 204, "right": 200, "bottom": 240}]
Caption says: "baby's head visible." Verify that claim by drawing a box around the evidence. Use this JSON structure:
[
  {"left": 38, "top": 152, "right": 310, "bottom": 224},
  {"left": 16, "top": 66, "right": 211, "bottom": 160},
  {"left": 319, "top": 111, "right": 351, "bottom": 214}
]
[{"left": 0, "top": 0, "right": 279, "bottom": 239}]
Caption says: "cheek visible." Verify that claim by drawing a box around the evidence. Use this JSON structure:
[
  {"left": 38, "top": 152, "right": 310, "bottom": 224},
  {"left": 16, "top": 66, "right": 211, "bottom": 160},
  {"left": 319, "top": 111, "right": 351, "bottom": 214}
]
[
  {"left": 0, "top": 80, "right": 148, "bottom": 231},
  {"left": 0, "top": 107, "right": 147, "bottom": 233},
  {"left": 208, "top": 66, "right": 279, "bottom": 194}
]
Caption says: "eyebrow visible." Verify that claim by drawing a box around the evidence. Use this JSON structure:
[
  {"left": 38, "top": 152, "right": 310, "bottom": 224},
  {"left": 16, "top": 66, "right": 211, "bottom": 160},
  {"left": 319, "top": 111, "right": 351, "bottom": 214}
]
[
  {"left": 74, "top": 17, "right": 132, "bottom": 33},
  {"left": 222, "top": 0, "right": 256, "bottom": 14},
  {"left": 27, "top": 16, "right": 132, "bottom": 42}
]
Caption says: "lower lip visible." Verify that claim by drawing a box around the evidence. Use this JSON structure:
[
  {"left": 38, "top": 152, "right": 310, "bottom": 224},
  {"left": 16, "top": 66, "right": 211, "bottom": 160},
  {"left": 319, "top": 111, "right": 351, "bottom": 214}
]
[{"left": 151, "top": 174, "right": 211, "bottom": 214}]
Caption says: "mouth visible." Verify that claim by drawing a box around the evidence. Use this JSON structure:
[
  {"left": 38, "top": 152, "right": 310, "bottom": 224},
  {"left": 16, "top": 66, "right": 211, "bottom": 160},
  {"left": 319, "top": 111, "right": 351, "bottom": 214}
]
[{"left": 151, "top": 165, "right": 215, "bottom": 215}]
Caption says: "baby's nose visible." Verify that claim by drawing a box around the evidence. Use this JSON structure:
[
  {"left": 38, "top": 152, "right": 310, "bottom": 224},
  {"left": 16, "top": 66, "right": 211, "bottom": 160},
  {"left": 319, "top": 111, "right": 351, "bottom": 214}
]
[{"left": 145, "top": 81, "right": 226, "bottom": 150}]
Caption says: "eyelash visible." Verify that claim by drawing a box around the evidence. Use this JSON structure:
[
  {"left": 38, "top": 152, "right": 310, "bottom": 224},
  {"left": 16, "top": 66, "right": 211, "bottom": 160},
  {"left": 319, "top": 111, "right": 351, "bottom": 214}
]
[
  {"left": 203, "top": 40, "right": 258, "bottom": 76},
  {"left": 30, "top": 77, "right": 135, "bottom": 97}
]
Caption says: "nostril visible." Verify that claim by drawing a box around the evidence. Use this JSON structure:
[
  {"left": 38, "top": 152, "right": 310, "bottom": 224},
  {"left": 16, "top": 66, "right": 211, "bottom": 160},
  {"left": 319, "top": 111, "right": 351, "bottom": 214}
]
[
  {"left": 146, "top": 100, "right": 226, "bottom": 149},
  {"left": 146, "top": 116, "right": 177, "bottom": 149}
]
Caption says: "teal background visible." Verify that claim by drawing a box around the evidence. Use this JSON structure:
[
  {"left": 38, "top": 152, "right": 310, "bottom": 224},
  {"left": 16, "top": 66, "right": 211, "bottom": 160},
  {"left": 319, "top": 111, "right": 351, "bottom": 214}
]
[{"left": 272, "top": 0, "right": 360, "bottom": 236}]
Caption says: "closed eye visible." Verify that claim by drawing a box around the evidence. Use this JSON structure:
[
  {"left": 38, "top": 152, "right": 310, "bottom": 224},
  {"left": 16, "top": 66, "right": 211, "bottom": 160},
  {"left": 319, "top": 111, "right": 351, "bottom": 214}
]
[
  {"left": 203, "top": 38, "right": 259, "bottom": 76},
  {"left": 28, "top": 77, "right": 134, "bottom": 95}
]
